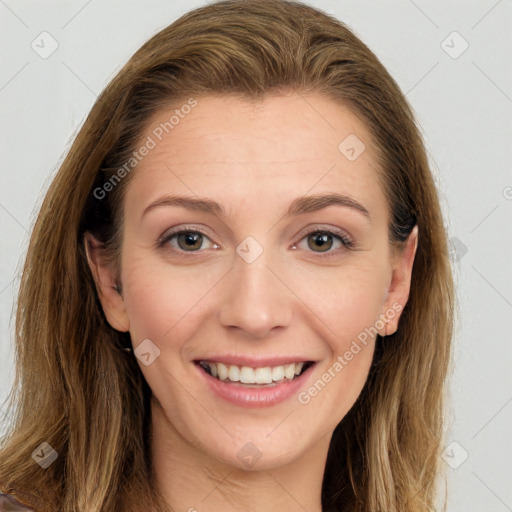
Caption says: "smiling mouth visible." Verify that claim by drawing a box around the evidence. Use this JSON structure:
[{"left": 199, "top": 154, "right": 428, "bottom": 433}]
[{"left": 195, "top": 360, "right": 315, "bottom": 386}]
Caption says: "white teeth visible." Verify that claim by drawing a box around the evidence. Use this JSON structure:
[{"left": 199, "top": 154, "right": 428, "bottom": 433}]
[
  {"left": 284, "top": 363, "right": 295, "bottom": 380},
  {"left": 200, "top": 361, "right": 309, "bottom": 385},
  {"left": 240, "top": 366, "right": 255, "bottom": 383},
  {"left": 271, "top": 365, "right": 284, "bottom": 381},
  {"left": 217, "top": 362, "right": 228, "bottom": 381},
  {"left": 255, "top": 367, "right": 273, "bottom": 384},
  {"left": 228, "top": 365, "right": 240, "bottom": 382}
]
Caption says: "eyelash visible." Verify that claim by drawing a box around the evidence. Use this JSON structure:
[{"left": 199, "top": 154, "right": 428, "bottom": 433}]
[{"left": 156, "top": 226, "right": 354, "bottom": 259}]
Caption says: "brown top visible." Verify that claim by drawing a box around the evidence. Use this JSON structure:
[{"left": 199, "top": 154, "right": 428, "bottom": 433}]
[{"left": 0, "top": 493, "right": 34, "bottom": 511}]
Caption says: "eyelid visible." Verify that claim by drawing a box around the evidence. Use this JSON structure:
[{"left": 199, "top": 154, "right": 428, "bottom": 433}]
[
  {"left": 294, "top": 224, "right": 353, "bottom": 246},
  {"left": 156, "top": 225, "right": 216, "bottom": 249}
]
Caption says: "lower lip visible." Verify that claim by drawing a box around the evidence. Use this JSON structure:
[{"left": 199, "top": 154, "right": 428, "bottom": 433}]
[{"left": 194, "top": 363, "right": 316, "bottom": 408}]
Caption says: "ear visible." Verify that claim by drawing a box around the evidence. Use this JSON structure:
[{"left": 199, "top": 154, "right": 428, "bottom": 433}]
[
  {"left": 378, "top": 225, "right": 418, "bottom": 336},
  {"left": 84, "top": 232, "right": 130, "bottom": 332}
]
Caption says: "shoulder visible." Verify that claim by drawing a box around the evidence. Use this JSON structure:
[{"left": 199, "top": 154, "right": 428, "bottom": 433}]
[{"left": 0, "top": 492, "right": 35, "bottom": 511}]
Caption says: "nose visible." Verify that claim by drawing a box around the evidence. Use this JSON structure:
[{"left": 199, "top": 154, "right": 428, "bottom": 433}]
[{"left": 218, "top": 246, "right": 293, "bottom": 339}]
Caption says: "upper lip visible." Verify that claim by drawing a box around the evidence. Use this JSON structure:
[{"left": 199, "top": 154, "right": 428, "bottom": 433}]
[{"left": 194, "top": 354, "right": 316, "bottom": 367}]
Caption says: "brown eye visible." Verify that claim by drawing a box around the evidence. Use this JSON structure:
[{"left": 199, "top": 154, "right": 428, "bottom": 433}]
[
  {"left": 176, "top": 231, "right": 204, "bottom": 251},
  {"left": 159, "top": 229, "right": 217, "bottom": 254},
  {"left": 307, "top": 232, "right": 334, "bottom": 252},
  {"left": 293, "top": 228, "right": 353, "bottom": 259}
]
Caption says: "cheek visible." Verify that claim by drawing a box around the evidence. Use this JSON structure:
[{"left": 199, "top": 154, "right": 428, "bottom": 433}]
[
  {"left": 119, "top": 251, "right": 224, "bottom": 347},
  {"left": 289, "top": 262, "right": 387, "bottom": 413},
  {"left": 290, "top": 259, "right": 389, "bottom": 344},
  {"left": 293, "top": 307, "right": 380, "bottom": 424}
]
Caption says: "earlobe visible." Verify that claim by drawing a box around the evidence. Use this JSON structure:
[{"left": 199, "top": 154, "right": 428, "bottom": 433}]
[
  {"left": 379, "top": 225, "right": 419, "bottom": 336},
  {"left": 84, "top": 232, "right": 130, "bottom": 332}
]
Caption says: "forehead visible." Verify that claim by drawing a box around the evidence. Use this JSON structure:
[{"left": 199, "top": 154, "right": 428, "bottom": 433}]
[{"left": 126, "top": 92, "right": 386, "bottom": 218}]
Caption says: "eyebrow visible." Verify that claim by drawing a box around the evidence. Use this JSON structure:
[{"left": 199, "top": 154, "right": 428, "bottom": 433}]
[{"left": 142, "top": 192, "right": 370, "bottom": 220}]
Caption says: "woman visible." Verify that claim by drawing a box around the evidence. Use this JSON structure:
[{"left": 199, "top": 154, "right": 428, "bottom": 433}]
[{"left": 0, "top": 0, "right": 454, "bottom": 510}]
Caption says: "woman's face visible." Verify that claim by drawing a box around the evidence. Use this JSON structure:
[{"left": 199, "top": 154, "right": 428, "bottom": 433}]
[{"left": 88, "top": 92, "right": 417, "bottom": 470}]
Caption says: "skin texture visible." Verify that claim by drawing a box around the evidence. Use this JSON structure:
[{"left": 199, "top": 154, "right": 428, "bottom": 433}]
[{"left": 86, "top": 92, "right": 418, "bottom": 512}]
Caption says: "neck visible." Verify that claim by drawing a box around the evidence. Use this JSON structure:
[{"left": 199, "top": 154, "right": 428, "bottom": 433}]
[{"left": 150, "top": 398, "right": 331, "bottom": 512}]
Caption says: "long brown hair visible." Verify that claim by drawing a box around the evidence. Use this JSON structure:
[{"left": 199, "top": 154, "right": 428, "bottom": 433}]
[{"left": 0, "top": 1, "right": 454, "bottom": 510}]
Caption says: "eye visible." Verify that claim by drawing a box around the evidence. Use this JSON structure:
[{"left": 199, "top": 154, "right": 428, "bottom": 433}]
[
  {"left": 157, "top": 226, "right": 354, "bottom": 258},
  {"left": 157, "top": 228, "right": 219, "bottom": 253},
  {"left": 293, "top": 228, "right": 353, "bottom": 258}
]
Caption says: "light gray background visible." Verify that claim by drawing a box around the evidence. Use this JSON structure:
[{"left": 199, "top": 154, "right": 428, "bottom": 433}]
[{"left": 1, "top": 1, "right": 511, "bottom": 510}]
